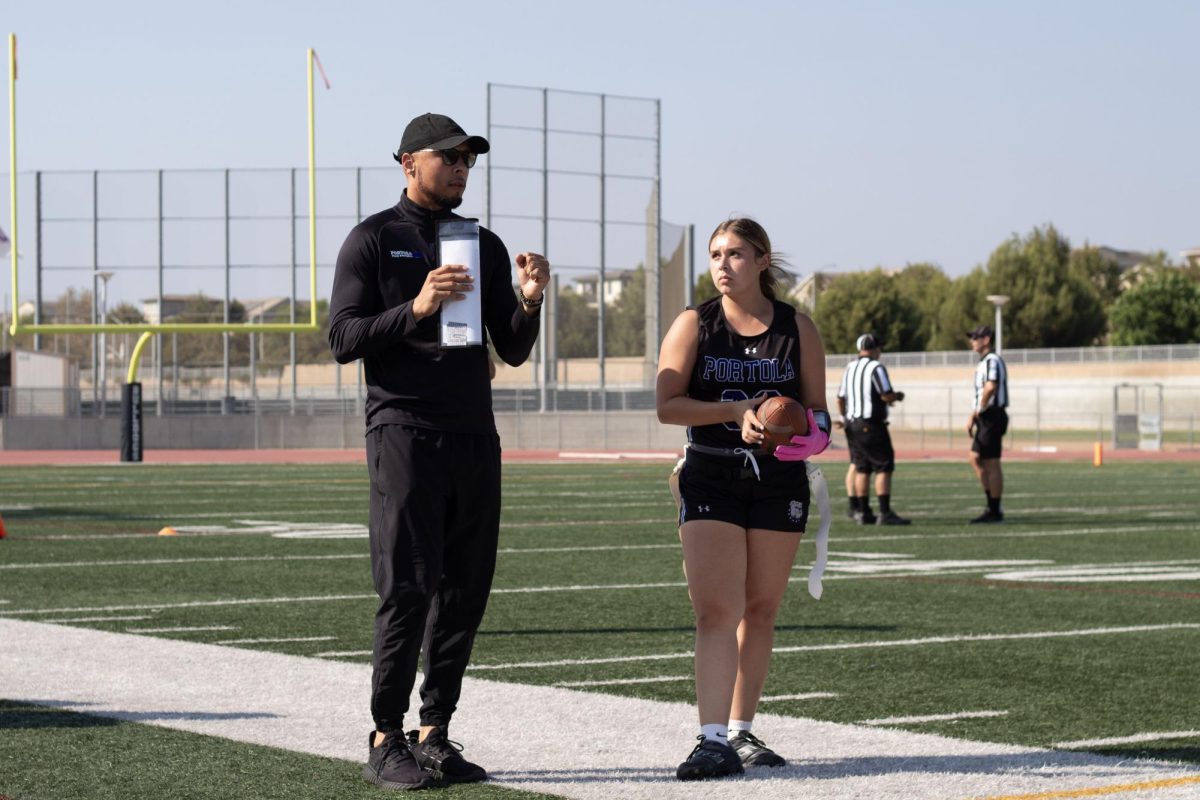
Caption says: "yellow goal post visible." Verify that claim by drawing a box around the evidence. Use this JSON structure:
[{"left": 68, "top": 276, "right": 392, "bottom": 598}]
[{"left": 6, "top": 34, "right": 325, "bottom": 383}]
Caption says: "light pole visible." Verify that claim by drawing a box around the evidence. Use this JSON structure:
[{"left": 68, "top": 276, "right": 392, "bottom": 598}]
[
  {"left": 97, "top": 271, "right": 114, "bottom": 417},
  {"left": 986, "top": 294, "right": 1010, "bottom": 354}
]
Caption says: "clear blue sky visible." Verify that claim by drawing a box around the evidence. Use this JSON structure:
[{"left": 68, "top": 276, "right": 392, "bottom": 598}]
[{"left": 5, "top": 0, "right": 1198, "bottom": 302}]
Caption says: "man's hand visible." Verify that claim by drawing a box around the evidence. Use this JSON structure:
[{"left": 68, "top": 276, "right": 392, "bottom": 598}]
[
  {"left": 515, "top": 252, "right": 551, "bottom": 304},
  {"left": 413, "top": 264, "right": 473, "bottom": 321}
]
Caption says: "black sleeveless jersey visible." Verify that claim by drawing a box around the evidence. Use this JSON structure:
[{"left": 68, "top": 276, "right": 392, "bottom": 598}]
[{"left": 687, "top": 297, "right": 804, "bottom": 450}]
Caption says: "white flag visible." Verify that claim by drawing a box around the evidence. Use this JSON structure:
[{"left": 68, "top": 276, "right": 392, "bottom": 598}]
[{"left": 0, "top": 226, "right": 9, "bottom": 258}]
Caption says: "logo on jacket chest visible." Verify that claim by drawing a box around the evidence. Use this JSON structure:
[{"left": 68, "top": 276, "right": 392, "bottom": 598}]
[{"left": 390, "top": 249, "right": 419, "bottom": 259}]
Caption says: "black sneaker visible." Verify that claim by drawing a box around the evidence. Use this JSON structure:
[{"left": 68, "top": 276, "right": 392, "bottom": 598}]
[
  {"left": 852, "top": 509, "right": 877, "bottom": 525},
  {"left": 676, "top": 735, "right": 744, "bottom": 781},
  {"left": 969, "top": 510, "right": 1004, "bottom": 524},
  {"left": 363, "top": 732, "right": 438, "bottom": 791},
  {"left": 876, "top": 511, "right": 911, "bottom": 526},
  {"left": 729, "top": 730, "right": 787, "bottom": 767},
  {"left": 408, "top": 727, "right": 487, "bottom": 784}
]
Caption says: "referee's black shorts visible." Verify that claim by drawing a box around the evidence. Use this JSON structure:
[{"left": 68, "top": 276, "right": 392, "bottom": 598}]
[
  {"left": 845, "top": 418, "right": 895, "bottom": 473},
  {"left": 972, "top": 406, "right": 1008, "bottom": 459}
]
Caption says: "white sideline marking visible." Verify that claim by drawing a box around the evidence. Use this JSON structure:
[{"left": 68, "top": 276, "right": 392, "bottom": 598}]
[
  {"left": 127, "top": 625, "right": 238, "bottom": 634},
  {"left": 216, "top": 636, "right": 337, "bottom": 645},
  {"left": 554, "top": 675, "right": 691, "bottom": 688},
  {"left": 468, "top": 624, "right": 1200, "bottom": 671},
  {"left": 1055, "top": 731, "right": 1200, "bottom": 749},
  {"left": 3, "top": 619, "right": 1197, "bottom": 800},
  {"left": 761, "top": 692, "right": 840, "bottom": 702},
  {"left": 314, "top": 650, "right": 371, "bottom": 658},
  {"left": 862, "top": 711, "right": 1009, "bottom": 726}
]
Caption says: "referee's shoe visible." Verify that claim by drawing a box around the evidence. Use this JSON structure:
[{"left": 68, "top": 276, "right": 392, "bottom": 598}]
[{"left": 876, "top": 510, "right": 911, "bottom": 526}]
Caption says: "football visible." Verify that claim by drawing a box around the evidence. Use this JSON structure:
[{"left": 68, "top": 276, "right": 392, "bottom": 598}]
[{"left": 756, "top": 396, "right": 808, "bottom": 450}]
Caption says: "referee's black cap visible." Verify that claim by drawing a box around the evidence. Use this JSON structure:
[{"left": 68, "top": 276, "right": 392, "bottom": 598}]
[
  {"left": 395, "top": 113, "right": 490, "bottom": 163},
  {"left": 856, "top": 333, "right": 881, "bottom": 351},
  {"left": 967, "top": 325, "right": 994, "bottom": 340}
]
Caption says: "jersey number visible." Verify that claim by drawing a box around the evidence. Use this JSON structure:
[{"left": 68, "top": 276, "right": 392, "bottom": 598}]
[{"left": 720, "top": 389, "right": 781, "bottom": 431}]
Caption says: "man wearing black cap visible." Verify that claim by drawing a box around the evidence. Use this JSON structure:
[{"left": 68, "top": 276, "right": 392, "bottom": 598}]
[
  {"left": 836, "top": 333, "right": 909, "bottom": 525},
  {"left": 329, "top": 112, "right": 550, "bottom": 790},
  {"left": 966, "top": 325, "right": 1008, "bottom": 523}
]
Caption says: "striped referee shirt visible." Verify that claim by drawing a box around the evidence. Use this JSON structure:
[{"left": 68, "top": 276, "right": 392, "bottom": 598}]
[
  {"left": 974, "top": 352, "right": 1009, "bottom": 409},
  {"left": 838, "top": 356, "right": 894, "bottom": 422}
]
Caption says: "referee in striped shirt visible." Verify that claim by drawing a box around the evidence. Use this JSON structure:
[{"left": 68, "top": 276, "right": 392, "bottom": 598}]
[
  {"left": 836, "top": 334, "right": 910, "bottom": 525},
  {"left": 967, "top": 324, "right": 1009, "bottom": 523}
]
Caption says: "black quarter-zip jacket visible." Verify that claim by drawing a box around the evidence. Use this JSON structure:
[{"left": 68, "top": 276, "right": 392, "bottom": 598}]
[{"left": 328, "top": 190, "right": 540, "bottom": 434}]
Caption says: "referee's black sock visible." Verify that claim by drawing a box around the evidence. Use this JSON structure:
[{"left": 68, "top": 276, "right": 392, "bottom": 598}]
[
  {"left": 878, "top": 494, "right": 892, "bottom": 515},
  {"left": 857, "top": 496, "right": 872, "bottom": 515},
  {"left": 988, "top": 495, "right": 1002, "bottom": 514},
  {"left": 847, "top": 496, "right": 857, "bottom": 515}
]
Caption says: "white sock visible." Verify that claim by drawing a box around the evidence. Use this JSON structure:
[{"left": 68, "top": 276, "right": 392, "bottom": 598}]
[
  {"left": 700, "top": 723, "right": 728, "bottom": 743},
  {"left": 729, "top": 719, "right": 753, "bottom": 734}
]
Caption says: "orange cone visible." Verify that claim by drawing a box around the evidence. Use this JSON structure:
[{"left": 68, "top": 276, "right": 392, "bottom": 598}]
[
  {"left": 158, "top": 526, "right": 177, "bottom": 536},
  {"left": 0, "top": 513, "right": 6, "bottom": 539}
]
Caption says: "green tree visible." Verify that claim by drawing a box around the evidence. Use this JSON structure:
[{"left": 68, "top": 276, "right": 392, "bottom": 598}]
[
  {"left": 554, "top": 288, "right": 598, "bottom": 358},
  {"left": 693, "top": 271, "right": 718, "bottom": 304},
  {"left": 940, "top": 224, "right": 1106, "bottom": 350},
  {"left": 605, "top": 266, "right": 645, "bottom": 357},
  {"left": 812, "top": 268, "right": 923, "bottom": 354},
  {"left": 1109, "top": 269, "right": 1200, "bottom": 346},
  {"left": 1069, "top": 246, "right": 1123, "bottom": 310},
  {"left": 893, "top": 262, "right": 951, "bottom": 350}
]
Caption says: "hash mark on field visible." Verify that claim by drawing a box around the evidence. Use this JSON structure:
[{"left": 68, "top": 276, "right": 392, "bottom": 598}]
[
  {"left": 1054, "top": 730, "right": 1200, "bottom": 749},
  {"left": 313, "top": 649, "right": 370, "bottom": 658},
  {"left": 861, "top": 710, "right": 1008, "bottom": 725},
  {"left": 553, "top": 675, "right": 691, "bottom": 688},
  {"left": 760, "top": 692, "right": 840, "bottom": 702},
  {"left": 126, "top": 625, "right": 238, "bottom": 634}
]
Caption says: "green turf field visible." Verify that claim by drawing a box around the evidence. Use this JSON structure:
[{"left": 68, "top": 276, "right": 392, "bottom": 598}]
[{"left": 1, "top": 459, "right": 1198, "bottom": 799}]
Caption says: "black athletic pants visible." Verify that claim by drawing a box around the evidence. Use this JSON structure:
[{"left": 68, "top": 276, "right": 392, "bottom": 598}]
[{"left": 366, "top": 423, "right": 502, "bottom": 733}]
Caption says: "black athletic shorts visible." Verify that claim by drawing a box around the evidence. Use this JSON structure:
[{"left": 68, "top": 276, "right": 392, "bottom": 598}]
[
  {"left": 677, "top": 450, "right": 810, "bottom": 533},
  {"left": 972, "top": 406, "right": 1008, "bottom": 459},
  {"left": 845, "top": 419, "right": 895, "bottom": 473}
]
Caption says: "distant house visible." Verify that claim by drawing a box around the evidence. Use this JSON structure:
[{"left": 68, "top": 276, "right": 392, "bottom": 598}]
[
  {"left": 142, "top": 295, "right": 287, "bottom": 324},
  {"left": 790, "top": 271, "right": 838, "bottom": 311},
  {"left": 569, "top": 270, "right": 637, "bottom": 307},
  {"left": 1182, "top": 247, "right": 1200, "bottom": 270}
]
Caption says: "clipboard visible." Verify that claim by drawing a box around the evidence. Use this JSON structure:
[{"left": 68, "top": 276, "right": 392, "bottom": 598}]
[{"left": 436, "top": 218, "right": 483, "bottom": 348}]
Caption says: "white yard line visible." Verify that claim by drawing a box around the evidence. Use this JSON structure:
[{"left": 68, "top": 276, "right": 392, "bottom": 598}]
[
  {"left": 50, "top": 615, "right": 154, "bottom": 623},
  {"left": 761, "top": 692, "right": 840, "bottom": 702},
  {"left": 862, "top": 711, "right": 1009, "bottom": 726},
  {"left": 1055, "top": 731, "right": 1200, "bottom": 749},
  {"left": 216, "top": 636, "right": 337, "bottom": 645},
  {"left": 2, "top": 618, "right": 1196, "bottom": 800},
  {"left": 468, "top": 624, "right": 1200, "bottom": 671},
  {"left": 554, "top": 675, "right": 692, "bottom": 688},
  {"left": 126, "top": 625, "right": 238, "bottom": 634}
]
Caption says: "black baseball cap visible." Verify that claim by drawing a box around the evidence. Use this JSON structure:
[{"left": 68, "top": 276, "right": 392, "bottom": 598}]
[
  {"left": 967, "top": 325, "right": 994, "bottom": 339},
  {"left": 394, "top": 113, "right": 490, "bottom": 163},
  {"left": 856, "top": 333, "right": 881, "bottom": 351}
]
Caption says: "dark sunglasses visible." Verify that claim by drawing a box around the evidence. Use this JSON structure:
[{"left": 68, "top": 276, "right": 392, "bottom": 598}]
[{"left": 422, "top": 148, "right": 477, "bottom": 168}]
